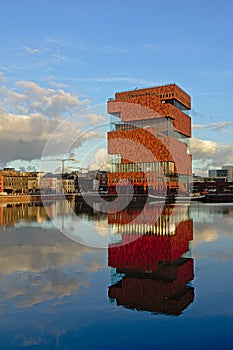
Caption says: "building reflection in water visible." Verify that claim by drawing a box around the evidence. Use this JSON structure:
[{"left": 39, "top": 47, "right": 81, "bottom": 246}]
[
  {"left": 0, "top": 199, "right": 194, "bottom": 315},
  {"left": 0, "top": 200, "right": 75, "bottom": 227},
  {"left": 108, "top": 202, "right": 194, "bottom": 316},
  {"left": 0, "top": 200, "right": 105, "bottom": 310}
]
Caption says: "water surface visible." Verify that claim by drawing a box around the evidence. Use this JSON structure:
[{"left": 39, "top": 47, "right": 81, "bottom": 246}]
[{"left": 0, "top": 200, "right": 232, "bottom": 349}]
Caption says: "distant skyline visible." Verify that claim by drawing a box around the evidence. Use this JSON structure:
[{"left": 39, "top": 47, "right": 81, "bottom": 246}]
[{"left": 1, "top": 0, "right": 233, "bottom": 175}]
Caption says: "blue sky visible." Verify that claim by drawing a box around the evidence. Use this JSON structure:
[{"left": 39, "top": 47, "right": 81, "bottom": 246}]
[{"left": 0, "top": 0, "right": 233, "bottom": 175}]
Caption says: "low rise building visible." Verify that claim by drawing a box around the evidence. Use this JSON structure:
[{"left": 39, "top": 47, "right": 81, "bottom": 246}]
[
  {"left": 192, "top": 179, "right": 233, "bottom": 193},
  {"left": 222, "top": 165, "right": 233, "bottom": 182},
  {"left": 27, "top": 172, "right": 43, "bottom": 193},
  {"left": 208, "top": 169, "right": 228, "bottom": 182},
  {"left": 96, "top": 171, "right": 108, "bottom": 193},
  {"left": 0, "top": 168, "right": 28, "bottom": 194},
  {"left": 60, "top": 178, "right": 76, "bottom": 193},
  {"left": 0, "top": 173, "right": 3, "bottom": 193},
  {"left": 77, "top": 171, "right": 96, "bottom": 192},
  {"left": 40, "top": 173, "right": 58, "bottom": 194}
]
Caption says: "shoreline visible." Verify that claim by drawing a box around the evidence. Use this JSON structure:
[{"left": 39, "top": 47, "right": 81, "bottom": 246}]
[
  {"left": 1, "top": 192, "right": 233, "bottom": 204},
  {"left": 202, "top": 193, "right": 233, "bottom": 203},
  {"left": 0, "top": 193, "right": 77, "bottom": 203}
]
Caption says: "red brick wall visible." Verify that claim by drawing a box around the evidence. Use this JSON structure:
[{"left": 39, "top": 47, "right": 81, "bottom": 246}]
[
  {"left": 162, "top": 136, "right": 192, "bottom": 175},
  {"left": 108, "top": 129, "right": 192, "bottom": 175},
  {"left": 108, "top": 99, "right": 191, "bottom": 137},
  {"left": 108, "top": 84, "right": 192, "bottom": 191},
  {"left": 114, "top": 83, "right": 191, "bottom": 109}
]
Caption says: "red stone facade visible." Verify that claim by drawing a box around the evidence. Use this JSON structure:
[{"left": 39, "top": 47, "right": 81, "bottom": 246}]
[
  {"left": 114, "top": 84, "right": 191, "bottom": 109},
  {"left": 0, "top": 174, "right": 3, "bottom": 193},
  {"left": 108, "top": 97, "right": 191, "bottom": 137},
  {"left": 108, "top": 130, "right": 192, "bottom": 174},
  {"left": 107, "top": 83, "right": 192, "bottom": 194}
]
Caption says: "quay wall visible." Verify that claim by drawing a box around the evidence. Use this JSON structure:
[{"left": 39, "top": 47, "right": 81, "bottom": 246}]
[
  {"left": 0, "top": 194, "right": 77, "bottom": 203},
  {"left": 2, "top": 193, "right": 233, "bottom": 204}
]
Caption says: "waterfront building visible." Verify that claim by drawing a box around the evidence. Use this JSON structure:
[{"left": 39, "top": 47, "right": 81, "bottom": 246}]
[
  {"left": 77, "top": 170, "right": 108, "bottom": 193},
  {"left": 192, "top": 179, "right": 233, "bottom": 194},
  {"left": 27, "top": 172, "right": 43, "bottom": 193},
  {"left": 208, "top": 166, "right": 233, "bottom": 183},
  {"left": 0, "top": 168, "right": 28, "bottom": 194},
  {"left": 222, "top": 165, "right": 233, "bottom": 182},
  {"left": 77, "top": 171, "right": 96, "bottom": 192},
  {"left": 107, "top": 83, "right": 192, "bottom": 195},
  {"left": 40, "top": 173, "right": 58, "bottom": 194},
  {"left": 208, "top": 169, "right": 228, "bottom": 181},
  {"left": 96, "top": 171, "right": 108, "bottom": 193},
  {"left": 60, "top": 178, "right": 75, "bottom": 193},
  {"left": 0, "top": 169, "right": 77, "bottom": 195}
]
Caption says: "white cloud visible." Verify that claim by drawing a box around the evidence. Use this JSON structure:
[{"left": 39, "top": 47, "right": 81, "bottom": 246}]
[
  {"left": 192, "top": 120, "right": 233, "bottom": 132},
  {"left": 86, "top": 113, "right": 106, "bottom": 125},
  {"left": 190, "top": 137, "right": 217, "bottom": 156},
  {"left": 0, "top": 80, "right": 88, "bottom": 116},
  {"left": 191, "top": 137, "right": 233, "bottom": 175},
  {"left": 24, "top": 46, "right": 40, "bottom": 54},
  {"left": 88, "top": 148, "right": 110, "bottom": 171},
  {"left": 0, "top": 71, "right": 6, "bottom": 83},
  {"left": 192, "top": 227, "right": 218, "bottom": 247},
  {"left": 53, "top": 52, "right": 66, "bottom": 62},
  {"left": 14, "top": 80, "right": 86, "bottom": 115},
  {"left": 192, "top": 124, "right": 208, "bottom": 129},
  {"left": 64, "top": 76, "right": 156, "bottom": 86},
  {"left": 0, "top": 79, "right": 106, "bottom": 164},
  {"left": 47, "top": 77, "right": 68, "bottom": 89}
]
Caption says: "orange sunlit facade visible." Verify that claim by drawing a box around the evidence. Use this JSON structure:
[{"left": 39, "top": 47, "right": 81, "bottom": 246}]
[
  {"left": 107, "top": 83, "right": 192, "bottom": 195},
  {"left": 0, "top": 173, "right": 3, "bottom": 193}
]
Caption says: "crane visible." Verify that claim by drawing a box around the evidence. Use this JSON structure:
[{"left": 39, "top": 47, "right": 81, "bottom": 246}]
[
  {"left": 61, "top": 158, "right": 75, "bottom": 175},
  {"left": 38, "top": 157, "right": 77, "bottom": 174},
  {"left": 40, "top": 157, "right": 78, "bottom": 194}
]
